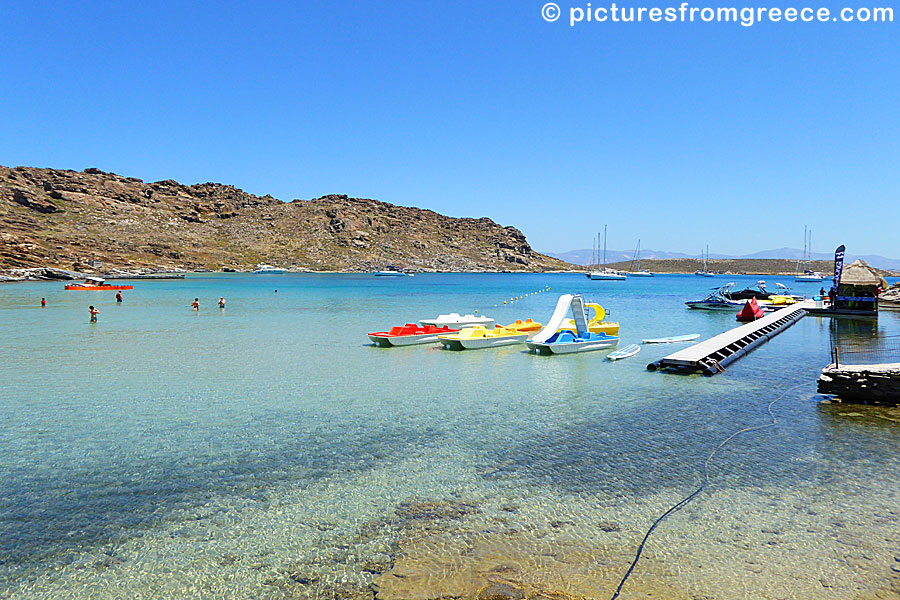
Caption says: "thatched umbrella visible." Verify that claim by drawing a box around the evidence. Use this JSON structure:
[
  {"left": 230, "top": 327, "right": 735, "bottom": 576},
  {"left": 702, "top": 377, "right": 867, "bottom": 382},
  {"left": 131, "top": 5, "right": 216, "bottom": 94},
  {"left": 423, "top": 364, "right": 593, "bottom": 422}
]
[{"left": 839, "top": 259, "right": 887, "bottom": 289}]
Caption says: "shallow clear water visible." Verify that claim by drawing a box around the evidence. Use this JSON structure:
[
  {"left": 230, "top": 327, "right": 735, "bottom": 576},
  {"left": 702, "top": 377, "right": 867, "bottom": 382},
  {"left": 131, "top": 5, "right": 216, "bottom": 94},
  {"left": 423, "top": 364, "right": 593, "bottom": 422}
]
[{"left": 2, "top": 274, "right": 899, "bottom": 599}]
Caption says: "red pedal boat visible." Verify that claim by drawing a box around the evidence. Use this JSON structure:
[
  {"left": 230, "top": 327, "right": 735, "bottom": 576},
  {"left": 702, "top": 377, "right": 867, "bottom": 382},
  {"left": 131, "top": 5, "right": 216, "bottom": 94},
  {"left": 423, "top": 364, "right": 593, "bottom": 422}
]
[
  {"left": 64, "top": 277, "right": 133, "bottom": 291},
  {"left": 368, "top": 323, "right": 459, "bottom": 347}
]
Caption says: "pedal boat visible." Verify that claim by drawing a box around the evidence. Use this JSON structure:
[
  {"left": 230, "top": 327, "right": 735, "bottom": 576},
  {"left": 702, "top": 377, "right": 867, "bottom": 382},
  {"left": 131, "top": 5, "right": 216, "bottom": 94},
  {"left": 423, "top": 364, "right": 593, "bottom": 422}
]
[
  {"left": 64, "top": 277, "right": 133, "bottom": 291},
  {"left": 420, "top": 313, "right": 495, "bottom": 329},
  {"left": 438, "top": 320, "right": 541, "bottom": 350},
  {"left": 526, "top": 330, "right": 619, "bottom": 355},
  {"left": 559, "top": 302, "right": 619, "bottom": 336},
  {"left": 368, "top": 323, "right": 458, "bottom": 347}
]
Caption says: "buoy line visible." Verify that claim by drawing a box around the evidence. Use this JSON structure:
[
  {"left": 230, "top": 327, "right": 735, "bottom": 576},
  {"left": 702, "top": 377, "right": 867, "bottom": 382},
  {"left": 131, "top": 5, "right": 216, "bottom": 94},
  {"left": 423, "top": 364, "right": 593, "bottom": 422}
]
[{"left": 608, "top": 380, "right": 814, "bottom": 600}]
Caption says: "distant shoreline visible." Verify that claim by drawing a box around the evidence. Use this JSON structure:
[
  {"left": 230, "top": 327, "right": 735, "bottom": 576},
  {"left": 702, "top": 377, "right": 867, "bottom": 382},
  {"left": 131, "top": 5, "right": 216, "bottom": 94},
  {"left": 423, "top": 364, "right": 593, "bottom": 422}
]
[{"left": 4, "top": 265, "right": 897, "bottom": 283}]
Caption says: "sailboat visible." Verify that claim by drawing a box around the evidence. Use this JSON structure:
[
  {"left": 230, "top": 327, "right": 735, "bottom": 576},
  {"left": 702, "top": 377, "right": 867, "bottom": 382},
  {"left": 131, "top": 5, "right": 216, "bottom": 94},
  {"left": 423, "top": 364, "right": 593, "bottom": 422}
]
[
  {"left": 694, "top": 245, "right": 714, "bottom": 277},
  {"left": 587, "top": 225, "right": 626, "bottom": 280},
  {"left": 374, "top": 233, "right": 412, "bottom": 277},
  {"left": 628, "top": 239, "right": 654, "bottom": 277},
  {"left": 795, "top": 226, "right": 824, "bottom": 282}
]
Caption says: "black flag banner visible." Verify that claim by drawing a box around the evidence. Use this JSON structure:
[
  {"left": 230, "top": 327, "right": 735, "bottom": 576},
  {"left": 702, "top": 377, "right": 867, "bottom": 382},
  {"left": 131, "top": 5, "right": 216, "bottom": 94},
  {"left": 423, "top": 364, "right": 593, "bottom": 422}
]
[{"left": 832, "top": 245, "right": 845, "bottom": 291}]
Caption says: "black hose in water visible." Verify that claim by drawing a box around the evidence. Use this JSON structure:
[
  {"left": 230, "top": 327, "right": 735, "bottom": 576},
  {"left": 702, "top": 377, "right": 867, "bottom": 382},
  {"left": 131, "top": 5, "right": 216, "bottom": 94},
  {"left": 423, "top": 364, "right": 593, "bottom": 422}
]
[{"left": 608, "top": 381, "right": 812, "bottom": 600}]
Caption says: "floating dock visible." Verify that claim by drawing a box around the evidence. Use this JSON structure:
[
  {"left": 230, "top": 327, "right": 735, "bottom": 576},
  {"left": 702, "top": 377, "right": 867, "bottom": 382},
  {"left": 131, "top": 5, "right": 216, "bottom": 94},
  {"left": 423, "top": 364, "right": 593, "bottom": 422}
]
[{"left": 648, "top": 300, "right": 816, "bottom": 375}]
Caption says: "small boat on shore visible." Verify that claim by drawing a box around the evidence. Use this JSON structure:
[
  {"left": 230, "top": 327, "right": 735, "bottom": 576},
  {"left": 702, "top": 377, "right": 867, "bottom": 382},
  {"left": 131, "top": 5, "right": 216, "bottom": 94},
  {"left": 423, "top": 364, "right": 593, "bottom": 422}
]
[
  {"left": 438, "top": 319, "right": 541, "bottom": 350},
  {"left": 368, "top": 323, "right": 458, "bottom": 346},
  {"left": 64, "top": 277, "right": 133, "bottom": 291},
  {"left": 420, "top": 313, "right": 494, "bottom": 329}
]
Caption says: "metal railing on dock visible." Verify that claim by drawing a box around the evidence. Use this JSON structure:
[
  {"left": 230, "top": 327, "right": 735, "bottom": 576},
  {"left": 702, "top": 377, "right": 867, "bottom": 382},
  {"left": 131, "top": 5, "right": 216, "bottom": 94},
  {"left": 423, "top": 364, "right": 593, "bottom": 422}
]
[{"left": 648, "top": 300, "right": 816, "bottom": 375}]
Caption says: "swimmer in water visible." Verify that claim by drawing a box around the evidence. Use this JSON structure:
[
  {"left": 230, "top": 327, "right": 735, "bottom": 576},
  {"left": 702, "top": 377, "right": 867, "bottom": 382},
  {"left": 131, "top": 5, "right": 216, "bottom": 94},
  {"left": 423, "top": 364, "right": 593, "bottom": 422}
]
[
  {"left": 218, "top": 297, "right": 226, "bottom": 308},
  {"left": 115, "top": 291, "right": 123, "bottom": 303},
  {"left": 191, "top": 298, "right": 200, "bottom": 311},
  {"left": 89, "top": 305, "right": 99, "bottom": 322},
  {"left": 41, "top": 298, "right": 46, "bottom": 307}
]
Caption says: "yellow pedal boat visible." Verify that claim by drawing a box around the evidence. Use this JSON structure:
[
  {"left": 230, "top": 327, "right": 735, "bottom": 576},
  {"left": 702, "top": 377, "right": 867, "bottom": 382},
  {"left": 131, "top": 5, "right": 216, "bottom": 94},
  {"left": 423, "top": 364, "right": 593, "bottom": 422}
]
[
  {"left": 559, "top": 302, "right": 619, "bottom": 337},
  {"left": 438, "top": 319, "right": 542, "bottom": 350}
]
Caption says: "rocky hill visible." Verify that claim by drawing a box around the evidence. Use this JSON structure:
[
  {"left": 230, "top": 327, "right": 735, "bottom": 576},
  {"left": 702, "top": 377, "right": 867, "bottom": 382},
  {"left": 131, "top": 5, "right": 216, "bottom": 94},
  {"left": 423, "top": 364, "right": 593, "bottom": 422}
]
[{"left": 0, "top": 166, "right": 571, "bottom": 273}]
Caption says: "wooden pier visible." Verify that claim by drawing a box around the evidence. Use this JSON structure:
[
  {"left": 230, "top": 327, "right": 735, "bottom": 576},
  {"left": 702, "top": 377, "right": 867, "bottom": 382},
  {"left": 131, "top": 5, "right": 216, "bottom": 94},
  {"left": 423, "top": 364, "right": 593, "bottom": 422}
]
[{"left": 648, "top": 300, "right": 816, "bottom": 375}]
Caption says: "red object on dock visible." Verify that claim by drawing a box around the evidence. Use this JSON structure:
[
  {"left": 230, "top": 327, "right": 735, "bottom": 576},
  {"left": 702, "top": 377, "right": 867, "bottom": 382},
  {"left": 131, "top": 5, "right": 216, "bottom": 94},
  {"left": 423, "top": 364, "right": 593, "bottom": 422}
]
[{"left": 736, "top": 297, "right": 765, "bottom": 322}]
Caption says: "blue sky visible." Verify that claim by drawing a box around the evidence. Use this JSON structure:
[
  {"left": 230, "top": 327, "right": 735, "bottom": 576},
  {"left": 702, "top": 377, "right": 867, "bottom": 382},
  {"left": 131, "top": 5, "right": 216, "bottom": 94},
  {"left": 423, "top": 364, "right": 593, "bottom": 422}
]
[{"left": 2, "top": 0, "right": 897, "bottom": 256}]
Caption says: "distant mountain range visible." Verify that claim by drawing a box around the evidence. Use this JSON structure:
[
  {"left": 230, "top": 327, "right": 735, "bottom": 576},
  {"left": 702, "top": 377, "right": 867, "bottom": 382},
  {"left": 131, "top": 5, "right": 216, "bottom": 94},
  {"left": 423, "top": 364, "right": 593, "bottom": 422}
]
[{"left": 547, "top": 247, "right": 900, "bottom": 270}]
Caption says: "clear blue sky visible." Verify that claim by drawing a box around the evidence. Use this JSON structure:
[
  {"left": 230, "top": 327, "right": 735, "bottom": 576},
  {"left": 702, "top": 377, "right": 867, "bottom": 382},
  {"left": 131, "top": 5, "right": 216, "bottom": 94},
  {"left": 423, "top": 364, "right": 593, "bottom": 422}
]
[{"left": 2, "top": 0, "right": 897, "bottom": 256}]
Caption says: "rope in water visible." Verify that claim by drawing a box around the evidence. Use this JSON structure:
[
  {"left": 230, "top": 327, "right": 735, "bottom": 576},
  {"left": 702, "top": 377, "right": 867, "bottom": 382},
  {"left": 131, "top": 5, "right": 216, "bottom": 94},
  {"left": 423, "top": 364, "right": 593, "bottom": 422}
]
[
  {"left": 489, "top": 286, "right": 552, "bottom": 309},
  {"left": 608, "top": 380, "right": 813, "bottom": 600}
]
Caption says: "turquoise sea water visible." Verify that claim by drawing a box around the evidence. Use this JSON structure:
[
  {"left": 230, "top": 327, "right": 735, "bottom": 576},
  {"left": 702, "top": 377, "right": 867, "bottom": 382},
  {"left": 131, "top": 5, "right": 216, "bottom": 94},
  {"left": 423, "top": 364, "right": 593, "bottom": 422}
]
[{"left": 2, "top": 273, "right": 899, "bottom": 599}]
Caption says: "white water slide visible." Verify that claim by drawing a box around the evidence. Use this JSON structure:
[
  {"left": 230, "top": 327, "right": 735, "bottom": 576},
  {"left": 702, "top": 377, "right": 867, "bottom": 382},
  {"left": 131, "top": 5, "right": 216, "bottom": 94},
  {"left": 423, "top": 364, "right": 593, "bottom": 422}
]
[{"left": 531, "top": 294, "right": 589, "bottom": 344}]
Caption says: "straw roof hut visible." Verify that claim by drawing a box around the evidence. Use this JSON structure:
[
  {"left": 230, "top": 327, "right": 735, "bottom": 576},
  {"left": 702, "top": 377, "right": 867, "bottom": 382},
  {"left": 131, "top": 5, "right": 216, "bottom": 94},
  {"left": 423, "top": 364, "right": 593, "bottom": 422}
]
[{"left": 839, "top": 259, "right": 887, "bottom": 288}]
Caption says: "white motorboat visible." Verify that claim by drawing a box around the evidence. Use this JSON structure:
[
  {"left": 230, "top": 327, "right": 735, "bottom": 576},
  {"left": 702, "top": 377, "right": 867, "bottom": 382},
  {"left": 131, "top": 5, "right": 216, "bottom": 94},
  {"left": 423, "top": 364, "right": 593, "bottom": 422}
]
[
  {"left": 253, "top": 264, "right": 285, "bottom": 274},
  {"left": 420, "top": 313, "right": 495, "bottom": 329},
  {"left": 685, "top": 283, "right": 745, "bottom": 310}
]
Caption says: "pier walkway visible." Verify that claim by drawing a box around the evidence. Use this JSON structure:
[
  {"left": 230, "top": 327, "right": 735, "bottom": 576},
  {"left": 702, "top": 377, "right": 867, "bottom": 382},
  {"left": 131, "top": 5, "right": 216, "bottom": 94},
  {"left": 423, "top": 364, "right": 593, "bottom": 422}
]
[{"left": 649, "top": 300, "right": 816, "bottom": 375}]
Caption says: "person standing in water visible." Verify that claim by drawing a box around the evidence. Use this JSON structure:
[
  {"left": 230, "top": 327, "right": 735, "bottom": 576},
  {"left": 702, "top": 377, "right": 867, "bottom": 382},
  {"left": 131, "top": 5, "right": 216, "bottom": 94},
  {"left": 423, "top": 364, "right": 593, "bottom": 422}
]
[
  {"left": 89, "top": 305, "right": 99, "bottom": 322},
  {"left": 115, "top": 291, "right": 123, "bottom": 303},
  {"left": 191, "top": 298, "right": 200, "bottom": 311},
  {"left": 41, "top": 298, "right": 46, "bottom": 307},
  {"left": 218, "top": 297, "right": 226, "bottom": 309}
]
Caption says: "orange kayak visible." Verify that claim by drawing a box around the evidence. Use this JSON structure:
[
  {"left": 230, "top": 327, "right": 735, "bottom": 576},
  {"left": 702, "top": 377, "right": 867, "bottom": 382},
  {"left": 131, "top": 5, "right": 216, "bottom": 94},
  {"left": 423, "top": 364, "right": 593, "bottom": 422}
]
[{"left": 64, "top": 284, "right": 133, "bottom": 290}]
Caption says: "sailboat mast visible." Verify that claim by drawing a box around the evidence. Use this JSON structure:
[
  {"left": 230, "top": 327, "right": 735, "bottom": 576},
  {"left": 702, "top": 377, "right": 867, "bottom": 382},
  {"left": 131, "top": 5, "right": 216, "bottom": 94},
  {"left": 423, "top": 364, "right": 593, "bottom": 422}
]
[
  {"left": 602, "top": 225, "right": 607, "bottom": 269},
  {"left": 386, "top": 233, "right": 390, "bottom": 268},
  {"left": 637, "top": 239, "right": 641, "bottom": 271},
  {"left": 808, "top": 229, "right": 813, "bottom": 271}
]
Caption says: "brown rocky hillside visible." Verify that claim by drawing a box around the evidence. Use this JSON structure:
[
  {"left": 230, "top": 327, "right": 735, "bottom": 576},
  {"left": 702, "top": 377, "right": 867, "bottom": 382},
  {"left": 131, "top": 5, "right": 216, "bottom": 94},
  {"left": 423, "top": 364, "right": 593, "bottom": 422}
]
[{"left": 0, "top": 166, "right": 571, "bottom": 273}]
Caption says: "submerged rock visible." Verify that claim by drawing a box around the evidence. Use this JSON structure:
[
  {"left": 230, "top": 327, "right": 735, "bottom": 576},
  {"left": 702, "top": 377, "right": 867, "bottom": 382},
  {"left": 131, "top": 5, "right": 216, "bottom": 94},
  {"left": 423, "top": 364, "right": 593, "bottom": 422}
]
[
  {"left": 477, "top": 582, "right": 525, "bottom": 600},
  {"left": 396, "top": 500, "right": 480, "bottom": 523}
]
